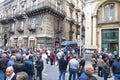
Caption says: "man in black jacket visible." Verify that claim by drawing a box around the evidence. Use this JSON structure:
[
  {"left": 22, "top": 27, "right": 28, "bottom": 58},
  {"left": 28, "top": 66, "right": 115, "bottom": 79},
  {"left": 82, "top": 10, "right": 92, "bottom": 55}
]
[
  {"left": 35, "top": 56, "right": 44, "bottom": 80},
  {"left": 58, "top": 54, "right": 68, "bottom": 80}
]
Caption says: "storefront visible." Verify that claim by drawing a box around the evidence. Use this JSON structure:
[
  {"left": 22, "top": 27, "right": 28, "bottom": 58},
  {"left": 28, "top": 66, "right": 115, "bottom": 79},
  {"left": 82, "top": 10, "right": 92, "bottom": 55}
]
[
  {"left": 102, "top": 28, "right": 119, "bottom": 57},
  {"left": 18, "top": 36, "right": 23, "bottom": 47},
  {"left": 29, "top": 36, "right": 36, "bottom": 49}
]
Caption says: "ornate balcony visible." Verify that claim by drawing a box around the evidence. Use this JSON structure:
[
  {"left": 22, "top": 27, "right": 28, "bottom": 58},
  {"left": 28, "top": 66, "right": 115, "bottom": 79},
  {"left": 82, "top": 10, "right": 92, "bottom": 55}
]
[
  {"left": 66, "top": 17, "right": 75, "bottom": 24},
  {"left": 25, "top": 1, "right": 66, "bottom": 19},
  {"left": 75, "top": 6, "right": 80, "bottom": 12},
  {"left": 68, "top": 0, "right": 75, "bottom": 8},
  {"left": 55, "top": 29, "right": 62, "bottom": 33},
  {"left": 69, "top": 29, "right": 74, "bottom": 33},
  {"left": 97, "top": 17, "right": 120, "bottom": 25},
  {"left": 28, "top": 24, "right": 36, "bottom": 32},
  {"left": 9, "top": 30, "right": 14, "bottom": 34},
  {"left": 17, "top": 27, "right": 24, "bottom": 33}
]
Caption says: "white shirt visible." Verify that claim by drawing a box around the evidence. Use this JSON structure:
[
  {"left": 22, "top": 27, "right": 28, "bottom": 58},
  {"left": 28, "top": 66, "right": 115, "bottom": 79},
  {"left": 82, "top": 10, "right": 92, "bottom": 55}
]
[
  {"left": 6, "top": 72, "right": 15, "bottom": 80},
  {"left": 69, "top": 58, "right": 79, "bottom": 70}
]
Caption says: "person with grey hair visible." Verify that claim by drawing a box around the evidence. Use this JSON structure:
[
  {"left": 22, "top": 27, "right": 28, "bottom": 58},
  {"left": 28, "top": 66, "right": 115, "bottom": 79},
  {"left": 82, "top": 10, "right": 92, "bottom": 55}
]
[
  {"left": 16, "top": 72, "right": 28, "bottom": 80},
  {"left": 5, "top": 66, "right": 16, "bottom": 80},
  {"left": 79, "top": 64, "right": 95, "bottom": 80},
  {"left": 7, "top": 55, "right": 16, "bottom": 67}
]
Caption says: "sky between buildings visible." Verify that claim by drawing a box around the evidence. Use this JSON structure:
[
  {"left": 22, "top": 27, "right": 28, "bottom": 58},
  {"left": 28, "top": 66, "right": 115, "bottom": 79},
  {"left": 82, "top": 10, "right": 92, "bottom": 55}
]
[{"left": 0, "top": 0, "right": 4, "bottom": 3}]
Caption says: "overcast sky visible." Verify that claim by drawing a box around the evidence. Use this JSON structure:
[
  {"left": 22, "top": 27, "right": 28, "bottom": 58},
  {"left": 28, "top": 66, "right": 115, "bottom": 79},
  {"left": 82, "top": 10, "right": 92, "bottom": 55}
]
[{"left": 0, "top": 0, "right": 4, "bottom": 3}]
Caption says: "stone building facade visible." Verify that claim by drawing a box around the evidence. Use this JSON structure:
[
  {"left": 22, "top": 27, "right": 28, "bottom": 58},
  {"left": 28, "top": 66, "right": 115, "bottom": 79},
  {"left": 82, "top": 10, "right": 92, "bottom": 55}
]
[
  {"left": 85, "top": 0, "right": 120, "bottom": 56},
  {"left": 0, "top": 0, "right": 84, "bottom": 48}
]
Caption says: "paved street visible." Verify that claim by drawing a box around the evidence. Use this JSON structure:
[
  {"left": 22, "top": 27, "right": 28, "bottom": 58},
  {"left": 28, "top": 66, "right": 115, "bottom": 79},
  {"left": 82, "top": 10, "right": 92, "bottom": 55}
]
[{"left": 42, "top": 62, "right": 114, "bottom": 80}]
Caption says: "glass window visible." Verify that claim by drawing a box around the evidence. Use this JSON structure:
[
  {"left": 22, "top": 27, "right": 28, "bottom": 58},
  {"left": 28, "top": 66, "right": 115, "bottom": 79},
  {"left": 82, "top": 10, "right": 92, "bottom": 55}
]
[
  {"left": 31, "top": 18, "right": 36, "bottom": 24},
  {"left": 104, "top": 4, "right": 115, "bottom": 21},
  {"left": 31, "top": 0, "right": 37, "bottom": 10},
  {"left": 20, "top": 21, "right": 24, "bottom": 29},
  {"left": 10, "top": 23, "right": 15, "bottom": 31},
  {"left": 102, "top": 29, "right": 119, "bottom": 52}
]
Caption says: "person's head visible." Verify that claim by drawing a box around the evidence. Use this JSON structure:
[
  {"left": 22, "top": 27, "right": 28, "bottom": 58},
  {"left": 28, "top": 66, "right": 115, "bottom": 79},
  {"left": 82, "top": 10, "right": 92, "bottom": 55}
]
[
  {"left": 6, "top": 66, "right": 14, "bottom": 76},
  {"left": 29, "top": 55, "right": 33, "bottom": 60},
  {"left": 116, "top": 57, "right": 120, "bottom": 62},
  {"left": 104, "top": 58, "right": 109, "bottom": 63},
  {"left": 88, "top": 76, "right": 97, "bottom": 80},
  {"left": 16, "top": 72, "right": 28, "bottom": 80},
  {"left": 85, "top": 64, "right": 94, "bottom": 75},
  {"left": 11, "top": 55, "right": 16, "bottom": 61}
]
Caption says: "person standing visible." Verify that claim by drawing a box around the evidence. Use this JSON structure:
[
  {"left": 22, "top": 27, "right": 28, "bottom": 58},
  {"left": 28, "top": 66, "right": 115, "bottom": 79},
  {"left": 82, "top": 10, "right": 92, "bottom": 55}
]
[
  {"left": 77, "top": 56, "right": 85, "bottom": 78},
  {"left": 24, "top": 55, "right": 34, "bottom": 80},
  {"left": 112, "top": 57, "right": 120, "bottom": 80},
  {"left": 35, "top": 56, "right": 44, "bottom": 80},
  {"left": 79, "top": 64, "right": 94, "bottom": 80},
  {"left": 58, "top": 54, "right": 68, "bottom": 80},
  {"left": 69, "top": 55, "right": 79, "bottom": 80},
  {"left": 97, "top": 55, "right": 104, "bottom": 77},
  {"left": 4, "top": 66, "right": 16, "bottom": 80},
  {"left": 102, "top": 58, "right": 110, "bottom": 80},
  {"left": 16, "top": 72, "right": 28, "bottom": 80}
]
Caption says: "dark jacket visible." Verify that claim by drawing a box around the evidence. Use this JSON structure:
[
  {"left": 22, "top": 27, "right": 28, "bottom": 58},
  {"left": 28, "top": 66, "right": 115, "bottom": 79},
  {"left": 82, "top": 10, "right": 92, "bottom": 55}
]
[
  {"left": 59, "top": 57, "right": 68, "bottom": 71},
  {"left": 0, "top": 57, "right": 9, "bottom": 70},
  {"left": 112, "top": 61, "right": 120, "bottom": 74},
  {"left": 24, "top": 60, "right": 34, "bottom": 75},
  {"left": 102, "top": 62, "right": 110, "bottom": 73},
  {"left": 13, "top": 62, "right": 25, "bottom": 73},
  {"left": 35, "top": 58, "right": 44, "bottom": 72},
  {"left": 4, "top": 74, "right": 16, "bottom": 80}
]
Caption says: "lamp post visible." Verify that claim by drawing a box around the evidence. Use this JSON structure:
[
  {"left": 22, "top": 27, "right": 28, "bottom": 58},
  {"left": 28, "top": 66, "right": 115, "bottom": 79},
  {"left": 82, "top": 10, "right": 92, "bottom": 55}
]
[{"left": 79, "top": 12, "right": 84, "bottom": 56}]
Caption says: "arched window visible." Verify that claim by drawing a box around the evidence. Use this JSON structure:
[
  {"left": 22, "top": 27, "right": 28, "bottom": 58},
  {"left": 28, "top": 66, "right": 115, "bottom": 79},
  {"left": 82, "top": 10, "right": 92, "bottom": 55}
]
[{"left": 104, "top": 4, "right": 115, "bottom": 21}]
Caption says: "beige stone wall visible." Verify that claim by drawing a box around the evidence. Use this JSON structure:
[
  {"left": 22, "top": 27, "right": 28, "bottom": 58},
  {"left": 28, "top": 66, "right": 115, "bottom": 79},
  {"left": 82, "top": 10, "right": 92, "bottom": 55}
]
[
  {"left": 0, "top": 0, "right": 84, "bottom": 47},
  {"left": 85, "top": 0, "right": 120, "bottom": 55}
]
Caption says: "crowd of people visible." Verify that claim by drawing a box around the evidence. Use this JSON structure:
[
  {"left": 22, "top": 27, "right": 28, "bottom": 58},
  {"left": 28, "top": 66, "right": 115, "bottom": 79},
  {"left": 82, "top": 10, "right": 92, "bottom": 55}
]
[{"left": 0, "top": 45, "right": 120, "bottom": 80}]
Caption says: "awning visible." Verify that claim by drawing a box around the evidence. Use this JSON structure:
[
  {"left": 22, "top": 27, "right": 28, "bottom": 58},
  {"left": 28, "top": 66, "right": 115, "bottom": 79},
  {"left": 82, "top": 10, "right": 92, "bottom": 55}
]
[
  {"left": 29, "top": 36, "right": 36, "bottom": 40},
  {"left": 18, "top": 36, "right": 23, "bottom": 40}
]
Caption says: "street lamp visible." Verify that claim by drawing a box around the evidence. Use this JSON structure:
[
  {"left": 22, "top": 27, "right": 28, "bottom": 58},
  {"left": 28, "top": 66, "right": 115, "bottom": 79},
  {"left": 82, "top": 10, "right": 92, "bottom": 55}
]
[{"left": 79, "top": 12, "right": 84, "bottom": 56}]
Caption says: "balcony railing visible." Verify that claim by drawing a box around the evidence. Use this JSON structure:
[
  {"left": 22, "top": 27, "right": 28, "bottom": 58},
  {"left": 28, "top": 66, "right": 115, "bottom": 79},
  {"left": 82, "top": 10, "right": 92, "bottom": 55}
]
[
  {"left": 66, "top": 17, "right": 75, "bottom": 24},
  {"left": 98, "top": 17, "right": 120, "bottom": 24},
  {"left": 55, "top": 29, "right": 62, "bottom": 33},
  {"left": 17, "top": 27, "right": 24, "bottom": 33},
  {"left": 75, "top": 6, "right": 80, "bottom": 12},
  {"left": 28, "top": 24, "right": 36, "bottom": 32},
  {"left": 68, "top": 0, "right": 75, "bottom": 8},
  {"left": 26, "top": 1, "right": 66, "bottom": 16},
  {"left": 9, "top": 30, "right": 15, "bottom": 34}
]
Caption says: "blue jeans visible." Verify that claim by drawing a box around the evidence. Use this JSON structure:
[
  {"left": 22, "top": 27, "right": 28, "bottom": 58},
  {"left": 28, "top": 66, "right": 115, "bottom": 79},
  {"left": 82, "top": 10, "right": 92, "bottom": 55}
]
[
  {"left": 103, "top": 72, "right": 109, "bottom": 80},
  {"left": 114, "top": 74, "right": 120, "bottom": 80},
  {"left": 59, "top": 70, "right": 66, "bottom": 80},
  {"left": 69, "top": 68, "right": 78, "bottom": 80},
  {"left": 37, "top": 70, "right": 42, "bottom": 80},
  {"left": 29, "top": 75, "right": 33, "bottom": 80}
]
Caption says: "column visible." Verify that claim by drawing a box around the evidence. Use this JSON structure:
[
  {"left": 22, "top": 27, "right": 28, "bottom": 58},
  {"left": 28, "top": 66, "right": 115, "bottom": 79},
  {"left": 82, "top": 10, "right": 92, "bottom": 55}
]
[
  {"left": 92, "top": 15, "right": 97, "bottom": 48},
  {"left": 119, "top": 28, "right": 120, "bottom": 56}
]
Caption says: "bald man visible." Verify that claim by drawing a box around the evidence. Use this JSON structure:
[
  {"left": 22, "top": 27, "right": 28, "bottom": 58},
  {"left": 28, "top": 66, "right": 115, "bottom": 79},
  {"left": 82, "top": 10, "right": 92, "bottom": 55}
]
[
  {"left": 79, "top": 64, "right": 95, "bottom": 80},
  {"left": 5, "top": 66, "right": 16, "bottom": 80}
]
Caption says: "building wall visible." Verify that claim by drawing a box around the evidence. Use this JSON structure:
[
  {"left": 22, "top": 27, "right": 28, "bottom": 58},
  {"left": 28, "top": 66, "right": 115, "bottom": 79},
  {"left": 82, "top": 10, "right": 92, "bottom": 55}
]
[
  {"left": 0, "top": 0, "right": 84, "bottom": 48},
  {"left": 85, "top": 0, "right": 120, "bottom": 56}
]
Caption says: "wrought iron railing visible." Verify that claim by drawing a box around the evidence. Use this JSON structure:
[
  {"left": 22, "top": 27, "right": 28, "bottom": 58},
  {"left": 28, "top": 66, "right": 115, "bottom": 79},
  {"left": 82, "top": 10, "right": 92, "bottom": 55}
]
[{"left": 26, "top": 1, "right": 66, "bottom": 16}]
